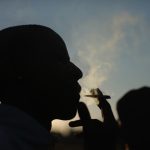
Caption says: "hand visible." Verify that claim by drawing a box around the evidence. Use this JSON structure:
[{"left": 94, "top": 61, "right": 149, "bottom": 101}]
[{"left": 69, "top": 89, "right": 118, "bottom": 150}]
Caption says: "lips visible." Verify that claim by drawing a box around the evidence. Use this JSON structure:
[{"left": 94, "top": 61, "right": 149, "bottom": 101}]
[
  {"left": 74, "top": 83, "right": 82, "bottom": 102},
  {"left": 76, "top": 83, "right": 81, "bottom": 93},
  {"left": 64, "top": 81, "right": 81, "bottom": 102},
  {"left": 68, "top": 82, "right": 81, "bottom": 101},
  {"left": 67, "top": 81, "right": 81, "bottom": 92}
]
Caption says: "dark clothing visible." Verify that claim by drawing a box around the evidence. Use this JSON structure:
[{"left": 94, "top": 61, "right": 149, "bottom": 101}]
[{"left": 0, "top": 104, "right": 54, "bottom": 150}]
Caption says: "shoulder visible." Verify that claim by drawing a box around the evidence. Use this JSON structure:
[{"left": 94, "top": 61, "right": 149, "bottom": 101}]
[{"left": 0, "top": 104, "right": 55, "bottom": 150}]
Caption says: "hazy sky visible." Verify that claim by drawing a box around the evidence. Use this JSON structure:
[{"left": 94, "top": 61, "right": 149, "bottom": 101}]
[{"left": 0, "top": 0, "right": 150, "bottom": 135}]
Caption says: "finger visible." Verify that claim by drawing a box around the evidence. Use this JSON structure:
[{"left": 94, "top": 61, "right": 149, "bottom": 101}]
[
  {"left": 69, "top": 119, "right": 103, "bottom": 128},
  {"left": 69, "top": 120, "right": 83, "bottom": 127},
  {"left": 96, "top": 88, "right": 116, "bottom": 123},
  {"left": 96, "top": 88, "right": 110, "bottom": 108},
  {"left": 69, "top": 102, "right": 91, "bottom": 128},
  {"left": 77, "top": 102, "right": 91, "bottom": 122}
]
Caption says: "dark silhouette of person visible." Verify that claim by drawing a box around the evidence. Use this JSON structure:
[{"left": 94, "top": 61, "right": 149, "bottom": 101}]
[
  {"left": 117, "top": 86, "right": 150, "bottom": 150},
  {"left": 0, "top": 24, "right": 82, "bottom": 149},
  {"left": 70, "top": 88, "right": 119, "bottom": 150}
]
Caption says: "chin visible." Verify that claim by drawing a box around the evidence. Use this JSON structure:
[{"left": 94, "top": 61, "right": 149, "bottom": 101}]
[
  {"left": 59, "top": 107, "right": 78, "bottom": 120},
  {"left": 54, "top": 92, "right": 80, "bottom": 120}
]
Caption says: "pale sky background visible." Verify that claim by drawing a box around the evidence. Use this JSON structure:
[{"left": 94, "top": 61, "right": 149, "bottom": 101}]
[{"left": 0, "top": 0, "right": 150, "bottom": 135}]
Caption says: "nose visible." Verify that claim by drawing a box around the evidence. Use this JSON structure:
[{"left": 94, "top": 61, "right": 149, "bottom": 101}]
[{"left": 70, "top": 62, "right": 83, "bottom": 80}]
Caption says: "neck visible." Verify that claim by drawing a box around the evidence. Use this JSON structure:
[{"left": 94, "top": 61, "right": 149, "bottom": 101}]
[
  {"left": 8, "top": 102, "right": 52, "bottom": 131},
  {"left": 3, "top": 96, "right": 53, "bottom": 131}
]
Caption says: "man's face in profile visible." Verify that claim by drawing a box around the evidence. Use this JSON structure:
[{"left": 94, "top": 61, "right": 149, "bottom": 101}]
[
  {"left": 23, "top": 26, "right": 83, "bottom": 120},
  {"left": 35, "top": 47, "right": 83, "bottom": 120}
]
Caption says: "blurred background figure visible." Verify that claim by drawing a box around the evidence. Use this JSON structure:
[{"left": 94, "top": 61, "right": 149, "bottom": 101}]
[{"left": 117, "top": 86, "right": 150, "bottom": 150}]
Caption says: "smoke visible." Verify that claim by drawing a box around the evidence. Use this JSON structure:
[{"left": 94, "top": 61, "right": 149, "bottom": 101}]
[
  {"left": 52, "top": 12, "right": 141, "bottom": 133},
  {"left": 70, "top": 12, "right": 139, "bottom": 103},
  {"left": 51, "top": 12, "right": 141, "bottom": 134}
]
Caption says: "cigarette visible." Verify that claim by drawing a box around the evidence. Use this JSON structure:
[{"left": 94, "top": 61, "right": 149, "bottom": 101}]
[
  {"left": 85, "top": 95, "right": 111, "bottom": 99},
  {"left": 84, "top": 88, "right": 111, "bottom": 99}
]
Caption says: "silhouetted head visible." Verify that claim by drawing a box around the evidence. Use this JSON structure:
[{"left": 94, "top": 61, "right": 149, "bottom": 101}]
[
  {"left": 0, "top": 25, "right": 82, "bottom": 124},
  {"left": 117, "top": 86, "right": 150, "bottom": 149}
]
